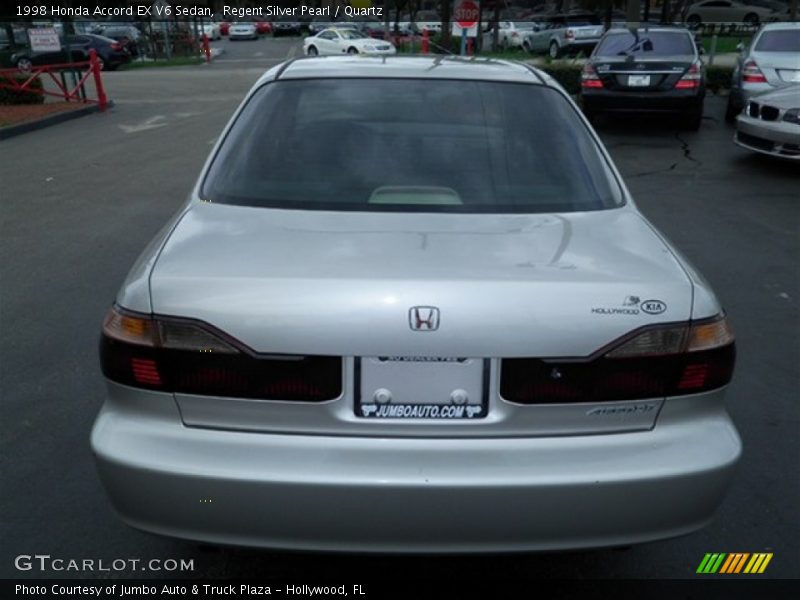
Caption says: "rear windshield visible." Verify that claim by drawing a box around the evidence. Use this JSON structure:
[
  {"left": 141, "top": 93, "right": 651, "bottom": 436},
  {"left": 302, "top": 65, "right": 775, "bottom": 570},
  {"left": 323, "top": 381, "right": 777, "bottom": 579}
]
[
  {"left": 755, "top": 30, "right": 800, "bottom": 52},
  {"left": 595, "top": 32, "right": 695, "bottom": 56},
  {"left": 202, "top": 78, "right": 622, "bottom": 213}
]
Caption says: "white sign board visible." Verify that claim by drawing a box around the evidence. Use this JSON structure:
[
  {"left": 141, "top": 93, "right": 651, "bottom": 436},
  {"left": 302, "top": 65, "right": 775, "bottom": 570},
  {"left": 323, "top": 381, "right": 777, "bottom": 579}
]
[{"left": 29, "top": 28, "right": 61, "bottom": 52}]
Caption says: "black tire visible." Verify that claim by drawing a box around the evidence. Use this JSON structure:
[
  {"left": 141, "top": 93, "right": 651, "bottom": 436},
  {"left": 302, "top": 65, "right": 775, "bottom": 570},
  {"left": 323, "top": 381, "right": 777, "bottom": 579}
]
[
  {"left": 685, "top": 104, "right": 703, "bottom": 131},
  {"left": 725, "top": 96, "right": 740, "bottom": 124},
  {"left": 307, "top": 45, "right": 318, "bottom": 56},
  {"left": 743, "top": 13, "right": 759, "bottom": 27},
  {"left": 549, "top": 41, "right": 560, "bottom": 59},
  {"left": 347, "top": 47, "right": 359, "bottom": 54},
  {"left": 522, "top": 40, "right": 531, "bottom": 53}
]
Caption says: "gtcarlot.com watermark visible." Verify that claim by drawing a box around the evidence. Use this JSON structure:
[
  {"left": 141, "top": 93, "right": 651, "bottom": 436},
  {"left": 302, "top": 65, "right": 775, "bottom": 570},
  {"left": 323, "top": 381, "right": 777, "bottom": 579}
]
[{"left": 14, "top": 554, "right": 194, "bottom": 573}]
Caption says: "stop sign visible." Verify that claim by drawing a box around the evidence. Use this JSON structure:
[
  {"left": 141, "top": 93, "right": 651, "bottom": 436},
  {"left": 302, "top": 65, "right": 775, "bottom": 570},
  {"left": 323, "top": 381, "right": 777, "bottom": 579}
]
[{"left": 454, "top": 0, "right": 480, "bottom": 29}]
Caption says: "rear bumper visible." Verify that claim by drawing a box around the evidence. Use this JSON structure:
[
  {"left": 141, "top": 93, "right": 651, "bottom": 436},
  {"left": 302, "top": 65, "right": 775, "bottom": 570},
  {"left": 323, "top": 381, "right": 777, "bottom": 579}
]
[
  {"left": 92, "top": 384, "right": 741, "bottom": 552},
  {"left": 581, "top": 88, "right": 703, "bottom": 114}
]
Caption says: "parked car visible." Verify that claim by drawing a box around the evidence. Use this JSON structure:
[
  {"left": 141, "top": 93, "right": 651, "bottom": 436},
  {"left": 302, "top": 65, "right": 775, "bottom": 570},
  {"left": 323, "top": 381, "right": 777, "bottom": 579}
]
[
  {"left": 272, "top": 16, "right": 303, "bottom": 37},
  {"left": 734, "top": 85, "right": 800, "bottom": 158},
  {"left": 304, "top": 28, "right": 396, "bottom": 56},
  {"left": 199, "top": 22, "right": 222, "bottom": 41},
  {"left": 11, "top": 33, "right": 131, "bottom": 71},
  {"left": 523, "top": 13, "right": 604, "bottom": 58},
  {"left": 228, "top": 22, "right": 258, "bottom": 41},
  {"left": 487, "top": 21, "right": 540, "bottom": 50},
  {"left": 685, "top": 0, "right": 779, "bottom": 27},
  {"left": 257, "top": 21, "right": 273, "bottom": 35},
  {"left": 93, "top": 55, "right": 740, "bottom": 553},
  {"left": 0, "top": 27, "right": 28, "bottom": 51},
  {"left": 725, "top": 22, "right": 800, "bottom": 121},
  {"left": 580, "top": 27, "right": 707, "bottom": 129},
  {"left": 96, "top": 25, "right": 143, "bottom": 57}
]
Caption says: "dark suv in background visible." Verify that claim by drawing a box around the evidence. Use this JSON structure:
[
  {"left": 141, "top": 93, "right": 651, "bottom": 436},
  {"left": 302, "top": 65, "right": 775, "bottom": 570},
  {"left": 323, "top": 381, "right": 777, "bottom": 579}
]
[{"left": 580, "top": 27, "right": 707, "bottom": 129}]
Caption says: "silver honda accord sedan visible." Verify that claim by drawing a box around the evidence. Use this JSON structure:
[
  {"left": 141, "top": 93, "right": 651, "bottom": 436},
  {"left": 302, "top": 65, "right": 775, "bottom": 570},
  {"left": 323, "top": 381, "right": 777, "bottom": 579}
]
[{"left": 92, "top": 56, "right": 741, "bottom": 552}]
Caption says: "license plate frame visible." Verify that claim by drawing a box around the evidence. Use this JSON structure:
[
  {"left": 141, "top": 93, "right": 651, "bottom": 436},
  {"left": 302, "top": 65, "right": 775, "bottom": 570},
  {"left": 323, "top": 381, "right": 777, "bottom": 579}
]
[
  {"left": 627, "top": 74, "right": 651, "bottom": 87},
  {"left": 355, "top": 357, "right": 489, "bottom": 420},
  {"left": 778, "top": 69, "right": 800, "bottom": 83}
]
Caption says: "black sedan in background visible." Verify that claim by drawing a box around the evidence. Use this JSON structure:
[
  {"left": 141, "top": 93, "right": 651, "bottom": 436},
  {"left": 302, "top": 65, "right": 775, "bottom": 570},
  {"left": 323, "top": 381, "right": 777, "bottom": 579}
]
[
  {"left": 272, "top": 16, "right": 303, "bottom": 37},
  {"left": 12, "top": 34, "right": 131, "bottom": 71},
  {"left": 580, "top": 27, "right": 706, "bottom": 130}
]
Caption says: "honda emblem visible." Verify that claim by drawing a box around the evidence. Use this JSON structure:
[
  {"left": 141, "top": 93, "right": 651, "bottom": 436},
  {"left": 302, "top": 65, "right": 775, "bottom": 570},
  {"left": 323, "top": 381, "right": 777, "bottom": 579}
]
[{"left": 409, "top": 306, "right": 440, "bottom": 331}]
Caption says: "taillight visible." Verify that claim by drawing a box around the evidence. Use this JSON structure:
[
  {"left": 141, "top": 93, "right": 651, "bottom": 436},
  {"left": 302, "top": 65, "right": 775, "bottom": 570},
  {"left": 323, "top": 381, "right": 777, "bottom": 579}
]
[
  {"left": 742, "top": 59, "right": 767, "bottom": 83},
  {"left": 100, "top": 306, "right": 342, "bottom": 401},
  {"left": 581, "top": 64, "right": 604, "bottom": 89},
  {"left": 501, "top": 315, "right": 735, "bottom": 404},
  {"left": 675, "top": 61, "right": 702, "bottom": 89},
  {"left": 110, "top": 42, "right": 122, "bottom": 51}
]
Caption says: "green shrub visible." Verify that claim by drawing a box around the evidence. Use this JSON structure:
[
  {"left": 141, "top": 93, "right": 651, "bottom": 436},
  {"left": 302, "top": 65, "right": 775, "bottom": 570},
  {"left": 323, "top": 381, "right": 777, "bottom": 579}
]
[{"left": 0, "top": 74, "right": 44, "bottom": 105}]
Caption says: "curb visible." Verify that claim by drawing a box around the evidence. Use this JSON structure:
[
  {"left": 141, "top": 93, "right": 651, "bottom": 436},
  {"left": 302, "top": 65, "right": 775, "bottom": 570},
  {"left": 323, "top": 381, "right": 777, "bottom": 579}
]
[{"left": 0, "top": 100, "right": 115, "bottom": 141}]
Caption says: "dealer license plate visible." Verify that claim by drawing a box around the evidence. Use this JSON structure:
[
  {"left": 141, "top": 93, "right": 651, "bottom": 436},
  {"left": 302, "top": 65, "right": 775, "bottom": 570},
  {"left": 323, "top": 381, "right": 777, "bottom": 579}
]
[
  {"left": 356, "top": 357, "right": 487, "bottom": 419},
  {"left": 627, "top": 75, "right": 651, "bottom": 87}
]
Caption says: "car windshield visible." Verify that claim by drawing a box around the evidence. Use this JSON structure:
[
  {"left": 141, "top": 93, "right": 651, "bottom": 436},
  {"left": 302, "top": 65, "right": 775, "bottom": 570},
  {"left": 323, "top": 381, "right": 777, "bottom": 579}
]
[
  {"left": 595, "top": 31, "right": 694, "bottom": 56},
  {"left": 203, "top": 78, "right": 622, "bottom": 213},
  {"left": 755, "top": 30, "right": 800, "bottom": 52},
  {"left": 339, "top": 30, "right": 366, "bottom": 39}
]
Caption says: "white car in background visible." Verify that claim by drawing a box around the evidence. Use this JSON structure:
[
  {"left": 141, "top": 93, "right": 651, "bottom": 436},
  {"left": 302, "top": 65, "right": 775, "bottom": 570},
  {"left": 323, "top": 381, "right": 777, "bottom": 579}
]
[
  {"left": 229, "top": 22, "right": 258, "bottom": 41},
  {"left": 489, "top": 21, "right": 540, "bottom": 50},
  {"left": 201, "top": 22, "right": 221, "bottom": 41},
  {"left": 685, "top": 0, "right": 780, "bottom": 27},
  {"left": 304, "top": 28, "right": 397, "bottom": 56}
]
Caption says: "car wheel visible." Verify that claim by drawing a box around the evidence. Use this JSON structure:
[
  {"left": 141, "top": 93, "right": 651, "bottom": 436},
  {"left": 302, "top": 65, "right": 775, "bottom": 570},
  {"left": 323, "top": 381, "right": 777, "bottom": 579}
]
[
  {"left": 685, "top": 104, "right": 703, "bottom": 131},
  {"left": 743, "top": 13, "right": 759, "bottom": 27},
  {"left": 307, "top": 45, "right": 318, "bottom": 56},
  {"left": 687, "top": 15, "right": 701, "bottom": 27},
  {"left": 16, "top": 57, "right": 33, "bottom": 73},
  {"left": 522, "top": 41, "right": 531, "bottom": 53},
  {"left": 725, "top": 96, "right": 740, "bottom": 124},
  {"left": 549, "top": 41, "right": 560, "bottom": 59},
  {"left": 347, "top": 47, "right": 359, "bottom": 54}
]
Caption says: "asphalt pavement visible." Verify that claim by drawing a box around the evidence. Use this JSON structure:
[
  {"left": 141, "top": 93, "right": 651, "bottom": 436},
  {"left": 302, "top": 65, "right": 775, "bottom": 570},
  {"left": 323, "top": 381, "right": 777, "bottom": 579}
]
[{"left": 1, "top": 35, "right": 798, "bottom": 581}]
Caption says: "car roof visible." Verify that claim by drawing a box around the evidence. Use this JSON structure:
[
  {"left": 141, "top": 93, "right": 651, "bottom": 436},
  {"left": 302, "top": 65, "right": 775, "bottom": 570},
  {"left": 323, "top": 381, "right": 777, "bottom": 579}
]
[
  {"left": 263, "top": 56, "right": 547, "bottom": 86},
  {"left": 604, "top": 27, "right": 693, "bottom": 35},
  {"left": 760, "top": 22, "right": 800, "bottom": 30}
]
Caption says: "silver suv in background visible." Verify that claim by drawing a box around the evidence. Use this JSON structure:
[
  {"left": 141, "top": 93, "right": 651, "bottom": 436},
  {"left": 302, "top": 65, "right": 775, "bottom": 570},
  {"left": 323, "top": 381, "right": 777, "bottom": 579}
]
[
  {"left": 725, "top": 22, "right": 800, "bottom": 122},
  {"left": 523, "top": 13, "right": 605, "bottom": 58}
]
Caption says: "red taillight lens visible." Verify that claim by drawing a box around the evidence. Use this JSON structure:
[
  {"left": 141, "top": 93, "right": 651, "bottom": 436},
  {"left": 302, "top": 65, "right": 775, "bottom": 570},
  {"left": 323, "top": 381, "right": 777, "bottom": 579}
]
[
  {"left": 742, "top": 60, "right": 767, "bottom": 83},
  {"left": 100, "top": 306, "right": 342, "bottom": 401},
  {"left": 501, "top": 316, "right": 735, "bottom": 404},
  {"left": 581, "top": 64, "right": 604, "bottom": 88},
  {"left": 675, "top": 62, "right": 702, "bottom": 89},
  {"left": 110, "top": 42, "right": 121, "bottom": 51}
]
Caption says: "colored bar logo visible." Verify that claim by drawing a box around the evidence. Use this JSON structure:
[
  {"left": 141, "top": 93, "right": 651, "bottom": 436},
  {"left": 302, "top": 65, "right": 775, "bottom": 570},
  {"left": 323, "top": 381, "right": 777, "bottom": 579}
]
[{"left": 697, "top": 553, "right": 773, "bottom": 574}]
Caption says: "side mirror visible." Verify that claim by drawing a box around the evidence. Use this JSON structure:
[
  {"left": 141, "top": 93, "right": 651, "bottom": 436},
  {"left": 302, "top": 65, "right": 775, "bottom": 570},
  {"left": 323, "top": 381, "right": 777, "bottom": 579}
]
[
  {"left": 533, "top": 25, "right": 540, "bottom": 32},
  {"left": 698, "top": 46, "right": 706, "bottom": 55}
]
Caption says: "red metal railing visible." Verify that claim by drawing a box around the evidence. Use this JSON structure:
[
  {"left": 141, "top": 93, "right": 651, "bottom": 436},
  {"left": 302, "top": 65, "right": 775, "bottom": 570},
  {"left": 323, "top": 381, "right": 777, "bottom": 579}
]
[{"left": 0, "top": 48, "right": 107, "bottom": 110}]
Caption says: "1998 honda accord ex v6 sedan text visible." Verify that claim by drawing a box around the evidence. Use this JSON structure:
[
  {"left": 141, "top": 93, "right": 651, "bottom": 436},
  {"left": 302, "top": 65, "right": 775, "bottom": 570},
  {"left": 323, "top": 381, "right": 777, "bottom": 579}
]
[{"left": 92, "top": 56, "right": 741, "bottom": 552}]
